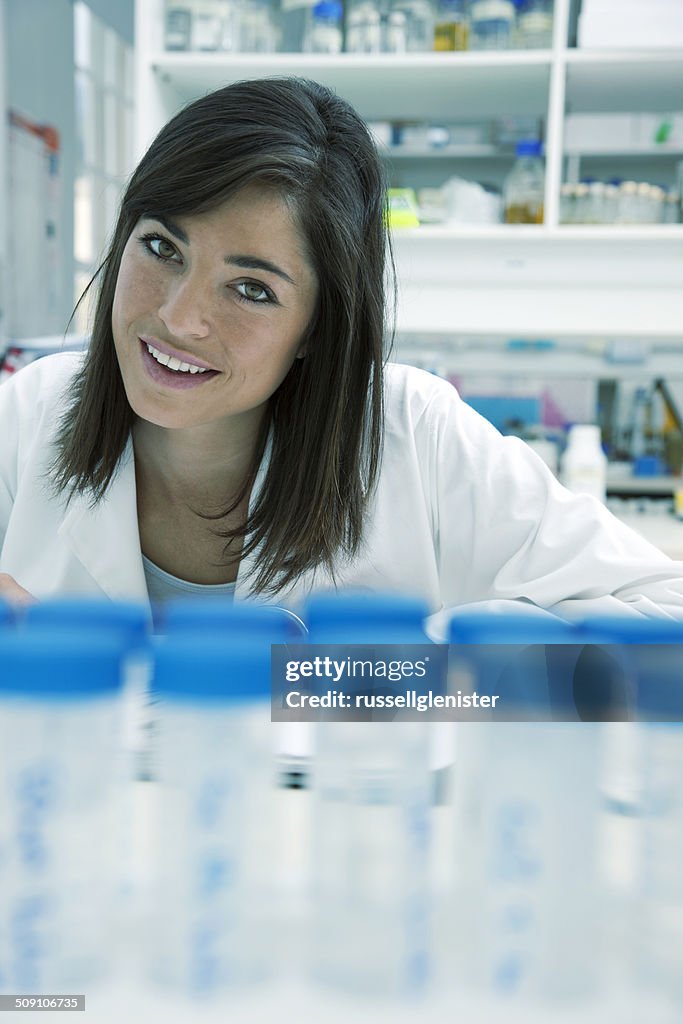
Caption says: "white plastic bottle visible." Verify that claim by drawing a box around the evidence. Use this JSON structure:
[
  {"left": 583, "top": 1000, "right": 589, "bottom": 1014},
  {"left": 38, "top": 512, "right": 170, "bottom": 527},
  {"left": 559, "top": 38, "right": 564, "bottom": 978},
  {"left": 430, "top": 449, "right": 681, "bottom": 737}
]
[
  {"left": 303, "top": 0, "right": 344, "bottom": 52},
  {"left": 304, "top": 594, "right": 433, "bottom": 1000},
  {"left": 444, "top": 611, "right": 605, "bottom": 1017},
  {"left": 0, "top": 629, "right": 126, "bottom": 991},
  {"left": 469, "top": 0, "right": 515, "bottom": 49},
  {"left": 23, "top": 598, "right": 152, "bottom": 782},
  {"left": 515, "top": 0, "right": 553, "bottom": 49},
  {"left": 346, "top": 0, "right": 382, "bottom": 52},
  {"left": 632, "top": 624, "right": 683, "bottom": 1016},
  {"left": 561, "top": 423, "right": 607, "bottom": 503},
  {"left": 190, "top": 0, "right": 225, "bottom": 50},
  {"left": 147, "top": 634, "right": 277, "bottom": 998},
  {"left": 392, "top": 0, "right": 436, "bottom": 51}
]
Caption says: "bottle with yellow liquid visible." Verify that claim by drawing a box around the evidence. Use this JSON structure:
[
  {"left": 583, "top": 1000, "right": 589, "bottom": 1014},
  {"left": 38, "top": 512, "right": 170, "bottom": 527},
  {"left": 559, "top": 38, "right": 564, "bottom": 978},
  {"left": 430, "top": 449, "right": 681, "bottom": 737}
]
[
  {"left": 434, "top": 0, "right": 469, "bottom": 50},
  {"left": 503, "top": 139, "right": 545, "bottom": 223}
]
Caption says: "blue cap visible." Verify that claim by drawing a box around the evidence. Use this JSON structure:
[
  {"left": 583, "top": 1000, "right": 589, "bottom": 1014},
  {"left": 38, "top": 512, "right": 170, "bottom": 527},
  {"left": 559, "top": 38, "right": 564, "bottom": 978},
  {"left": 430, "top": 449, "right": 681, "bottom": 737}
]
[
  {"left": 0, "top": 629, "right": 125, "bottom": 698},
  {"left": 515, "top": 139, "right": 543, "bottom": 157},
  {"left": 305, "top": 592, "right": 430, "bottom": 644},
  {"left": 579, "top": 617, "right": 683, "bottom": 645},
  {"left": 449, "top": 612, "right": 581, "bottom": 715},
  {"left": 449, "top": 611, "right": 578, "bottom": 645},
  {"left": 153, "top": 635, "right": 272, "bottom": 704},
  {"left": 23, "top": 598, "right": 149, "bottom": 647},
  {"left": 314, "top": 0, "right": 342, "bottom": 17},
  {"left": 162, "top": 599, "right": 306, "bottom": 641}
]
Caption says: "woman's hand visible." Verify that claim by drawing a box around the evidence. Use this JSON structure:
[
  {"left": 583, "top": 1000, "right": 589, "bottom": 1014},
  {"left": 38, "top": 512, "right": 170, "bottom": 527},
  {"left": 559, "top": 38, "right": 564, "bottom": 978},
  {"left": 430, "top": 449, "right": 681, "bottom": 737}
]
[{"left": 0, "top": 573, "right": 36, "bottom": 607}]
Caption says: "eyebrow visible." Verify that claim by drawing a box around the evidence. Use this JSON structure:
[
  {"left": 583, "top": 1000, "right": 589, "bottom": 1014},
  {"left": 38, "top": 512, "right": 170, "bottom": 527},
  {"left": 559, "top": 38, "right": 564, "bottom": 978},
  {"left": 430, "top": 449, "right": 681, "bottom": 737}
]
[{"left": 144, "top": 213, "right": 297, "bottom": 286}]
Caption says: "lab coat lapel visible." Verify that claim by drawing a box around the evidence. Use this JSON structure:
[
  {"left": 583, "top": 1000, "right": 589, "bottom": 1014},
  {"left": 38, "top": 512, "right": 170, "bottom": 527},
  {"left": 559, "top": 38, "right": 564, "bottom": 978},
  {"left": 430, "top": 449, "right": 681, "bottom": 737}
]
[{"left": 58, "top": 438, "right": 149, "bottom": 602}]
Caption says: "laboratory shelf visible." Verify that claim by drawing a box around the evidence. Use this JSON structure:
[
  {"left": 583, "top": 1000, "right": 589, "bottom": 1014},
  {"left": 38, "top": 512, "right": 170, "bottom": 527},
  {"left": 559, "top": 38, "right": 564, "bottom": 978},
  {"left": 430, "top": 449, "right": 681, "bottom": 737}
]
[
  {"left": 564, "top": 50, "right": 683, "bottom": 113},
  {"left": 135, "top": 0, "right": 683, "bottom": 339},
  {"left": 147, "top": 50, "right": 552, "bottom": 122}
]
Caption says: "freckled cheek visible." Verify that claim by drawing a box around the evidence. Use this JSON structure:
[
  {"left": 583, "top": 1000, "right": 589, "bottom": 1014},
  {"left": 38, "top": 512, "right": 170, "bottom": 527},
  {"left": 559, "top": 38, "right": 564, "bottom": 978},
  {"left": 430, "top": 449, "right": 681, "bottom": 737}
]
[{"left": 113, "top": 259, "right": 164, "bottom": 327}]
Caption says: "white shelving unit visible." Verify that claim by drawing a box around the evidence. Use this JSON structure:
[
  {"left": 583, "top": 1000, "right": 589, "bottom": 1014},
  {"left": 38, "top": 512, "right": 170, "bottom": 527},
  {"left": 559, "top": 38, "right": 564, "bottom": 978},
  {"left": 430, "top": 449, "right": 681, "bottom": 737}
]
[{"left": 135, "top": 0, "right": 683, "bottom": 342}]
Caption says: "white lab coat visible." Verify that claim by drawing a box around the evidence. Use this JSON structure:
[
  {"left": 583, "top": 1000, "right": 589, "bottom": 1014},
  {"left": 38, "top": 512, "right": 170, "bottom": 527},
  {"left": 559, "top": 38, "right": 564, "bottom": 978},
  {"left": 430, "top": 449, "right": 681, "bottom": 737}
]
[{"left": 2, "top": 351, "right": 683, "bottom": 620}]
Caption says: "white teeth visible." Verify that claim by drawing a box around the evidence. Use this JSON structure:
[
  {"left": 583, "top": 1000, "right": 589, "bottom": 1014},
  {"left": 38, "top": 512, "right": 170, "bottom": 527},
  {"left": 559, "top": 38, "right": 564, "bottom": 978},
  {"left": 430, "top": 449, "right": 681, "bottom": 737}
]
[{"left": 145, "top": 343, "right": 209, "bottom": 374}]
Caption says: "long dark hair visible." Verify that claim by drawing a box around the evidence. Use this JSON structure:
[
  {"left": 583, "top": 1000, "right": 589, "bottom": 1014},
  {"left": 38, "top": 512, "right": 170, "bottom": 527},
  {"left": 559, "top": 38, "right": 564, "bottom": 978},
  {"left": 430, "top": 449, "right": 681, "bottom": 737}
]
[{"left": 52, "top": 76, "right": 393, "bottom": 595}]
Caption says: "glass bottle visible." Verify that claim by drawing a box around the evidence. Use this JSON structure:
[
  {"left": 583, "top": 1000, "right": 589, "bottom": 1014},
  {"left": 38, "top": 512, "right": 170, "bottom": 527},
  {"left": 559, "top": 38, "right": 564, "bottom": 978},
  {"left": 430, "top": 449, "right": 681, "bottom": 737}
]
[
  {"left": 503, "top": 139, "right": 545, "bottom": 223},
  {"left": 433, "top": 0, "right": 469, "bottom": 51},
  {"left": 559, "top": 182, "right": 576, "bottom": 225},
  {"left": 469, "top": 0, "right": 515, "bottom": 50},
  {"left": 165, "top": 2, "right": 192, "bottom": 50},
  {"left": 239, "top": 0, "right": 278, "bottom": 51},
  {"left": 346, "top": 0, "right": 382, "bottom": 52},
  {"left": 392, "top": 0, "right": 436, "bottom": 51},
  {"left": 515, "top": 0, "right": 553, "bottom": 49}
]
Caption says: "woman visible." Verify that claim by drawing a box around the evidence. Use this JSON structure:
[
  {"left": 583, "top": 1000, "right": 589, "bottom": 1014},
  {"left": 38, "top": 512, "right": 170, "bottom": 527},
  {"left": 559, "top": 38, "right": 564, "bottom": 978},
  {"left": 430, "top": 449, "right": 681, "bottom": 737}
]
[{"left": 0, "top": 76, "right": 682, "bottom": 619}]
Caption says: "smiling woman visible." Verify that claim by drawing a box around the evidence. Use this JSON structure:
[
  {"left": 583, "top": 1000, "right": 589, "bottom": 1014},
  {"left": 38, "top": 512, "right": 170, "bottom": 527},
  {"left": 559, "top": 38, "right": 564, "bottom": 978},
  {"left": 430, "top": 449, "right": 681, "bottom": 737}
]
[
  {"left": 2, "top": 77, "right": 683, "bottom": 617},
  {"left": 47, "top": 77, "right": 387, "bottom": 596}
]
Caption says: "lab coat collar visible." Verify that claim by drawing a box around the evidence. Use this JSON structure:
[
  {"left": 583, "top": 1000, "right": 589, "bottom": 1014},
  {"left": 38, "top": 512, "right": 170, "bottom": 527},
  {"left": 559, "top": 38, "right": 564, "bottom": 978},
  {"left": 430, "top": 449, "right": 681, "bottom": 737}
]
[
  {"left": 58, "top": 437, "right": 150, "bottom": 604},
  {"left": 58, "top": 432, "right": 275, "bottom": 607}
]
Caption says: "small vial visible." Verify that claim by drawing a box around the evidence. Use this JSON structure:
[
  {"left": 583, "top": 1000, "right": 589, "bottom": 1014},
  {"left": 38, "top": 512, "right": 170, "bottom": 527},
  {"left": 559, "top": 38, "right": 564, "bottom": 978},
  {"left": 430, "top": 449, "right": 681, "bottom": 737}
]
[
  {"left": 616, "top": 180, "right": 640, "bottom": 224},
  {"left": 586, "top": 180, "right": 606, "bottom": 225},
  {"left": 603, "top": 182, "right": 619, "bottom": 224},
  {"left": 573, "top": 182, "right": 589, "bottom": 224},
  {"left": 559, "top": 183, "right": 576, "bottom": 225},
  {"left": 663, "top": 190, "right": 681, "bottom": 224}
]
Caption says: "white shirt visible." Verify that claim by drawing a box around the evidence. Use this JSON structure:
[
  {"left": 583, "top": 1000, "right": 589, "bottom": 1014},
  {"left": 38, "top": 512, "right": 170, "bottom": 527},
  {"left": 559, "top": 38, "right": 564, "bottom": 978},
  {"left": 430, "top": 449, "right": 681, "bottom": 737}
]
[{"left": 2, "top": 351, "right": 683, "bottom": 621}]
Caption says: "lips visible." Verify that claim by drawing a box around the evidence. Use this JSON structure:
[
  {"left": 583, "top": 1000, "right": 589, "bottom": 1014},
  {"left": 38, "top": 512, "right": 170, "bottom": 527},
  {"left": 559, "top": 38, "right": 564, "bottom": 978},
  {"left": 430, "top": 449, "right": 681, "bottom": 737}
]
[
  {"left": 138, "top": 337, "right": 220, "bottom": 390},
  {"left": 138, "top": 335, "right": 218, "bottom": 372}
]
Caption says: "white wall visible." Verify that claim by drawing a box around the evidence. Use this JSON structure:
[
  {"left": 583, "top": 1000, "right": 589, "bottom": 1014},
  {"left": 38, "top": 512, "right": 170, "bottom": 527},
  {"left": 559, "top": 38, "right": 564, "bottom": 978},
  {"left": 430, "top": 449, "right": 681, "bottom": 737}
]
[
  {"left": 3, "top": 0, "right": 133, "bottom": 339},
  {"left": 5, "top": 0, "right": 74, "bottom": 335}
]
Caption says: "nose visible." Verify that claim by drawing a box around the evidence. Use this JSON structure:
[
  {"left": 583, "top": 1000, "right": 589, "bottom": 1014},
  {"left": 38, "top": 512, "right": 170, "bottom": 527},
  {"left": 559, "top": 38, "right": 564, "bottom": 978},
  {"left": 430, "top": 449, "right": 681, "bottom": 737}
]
[{"left": 158, "top": 272, "right": 212, "bottom": 340}]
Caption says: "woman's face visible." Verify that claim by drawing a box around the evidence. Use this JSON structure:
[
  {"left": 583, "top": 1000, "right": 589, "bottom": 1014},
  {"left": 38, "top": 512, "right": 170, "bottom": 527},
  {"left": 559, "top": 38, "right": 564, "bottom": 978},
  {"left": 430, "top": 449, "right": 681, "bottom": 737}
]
[{"left": 112, "top": 185, "right": 318, "bottom": 432}]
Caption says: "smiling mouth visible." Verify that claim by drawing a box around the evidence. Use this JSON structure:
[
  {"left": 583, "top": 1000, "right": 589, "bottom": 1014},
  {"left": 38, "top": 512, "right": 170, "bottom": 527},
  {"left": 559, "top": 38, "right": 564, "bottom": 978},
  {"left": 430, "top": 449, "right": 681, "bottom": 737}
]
[{"left": 144, "top": 341, "right": 210, "bottom": 374}]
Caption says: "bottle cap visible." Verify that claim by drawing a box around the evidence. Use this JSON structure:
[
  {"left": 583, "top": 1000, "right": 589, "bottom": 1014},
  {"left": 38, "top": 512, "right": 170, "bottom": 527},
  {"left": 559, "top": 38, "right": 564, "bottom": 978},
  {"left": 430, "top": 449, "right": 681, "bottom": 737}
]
[
  {"left": 566, "top": 423, "right": 602, "bottom": 447},
  {"left": 23, "top": 598, "right": 149, "bottom": 648},
  {"left": 153, "top": 636, "right": 272, "bottom": 703},
  {"left": 313, "top": 0, "right": 342, "bottom": 17},
  {"left": 515, "top": 139, "right": 543, "bottom": 157},
  {"left": 305, "top": 591, "right": 430, "bottom": 643},
  {"left": 0, "top": 629, "right": 124, "bottom": 698},
  {"left": 448, "top": 611, "right": 579, "bottom": 715},
  {"left": 579, "top": 616, "right": 683, "bottom": 645}
]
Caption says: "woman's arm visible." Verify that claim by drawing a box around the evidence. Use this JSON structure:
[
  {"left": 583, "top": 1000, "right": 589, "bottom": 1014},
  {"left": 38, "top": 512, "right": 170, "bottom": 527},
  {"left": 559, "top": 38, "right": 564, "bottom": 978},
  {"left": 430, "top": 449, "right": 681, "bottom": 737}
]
[{"left": 420, "top": 373, "right": 683, "bottom": 619}]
